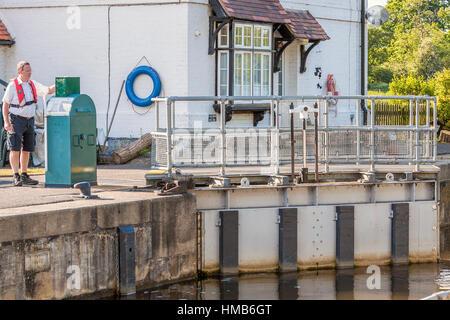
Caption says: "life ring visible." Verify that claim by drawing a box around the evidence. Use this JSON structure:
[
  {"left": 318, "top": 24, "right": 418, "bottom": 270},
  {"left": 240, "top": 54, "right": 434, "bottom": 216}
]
[{"left": 125, "top": 66, "right": 161, "bottom": 107}]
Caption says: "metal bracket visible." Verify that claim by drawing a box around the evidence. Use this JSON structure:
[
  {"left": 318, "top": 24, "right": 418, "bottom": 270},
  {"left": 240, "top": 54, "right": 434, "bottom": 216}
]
[
  {"left": 268, "top": 175, "right": 289, "bottom": 186},
  {"left": 401, "top": 172, "right": 414, "bottom": 182},
  {"left": 333, "top": 211, "right": 338, "bottom": 221},
  {"left": 209, "top": 176, "right": 231, "bottom": 188},
  {"left": 158, "top": 171, "right": 194, "bottom": 195},
  {"left": 240, "top": 177, "right": 250, "bottom": 188},
  {"left": 389, "top": 210, "right": 394, "bottom": 219},
  {"left": 359, "top": 172, "right": 376, "bottom": 184}
]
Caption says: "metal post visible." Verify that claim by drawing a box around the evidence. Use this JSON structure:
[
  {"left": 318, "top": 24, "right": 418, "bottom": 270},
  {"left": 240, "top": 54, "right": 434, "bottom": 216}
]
[
  {"left": 426, "top": 100, "right": 430, "bottom": 158},
  {"left": 415, "top": 98, "right": 420, "bottom": 172},
  {"left": 356, "top": 99, "right": 361, "bottom": 166},
  {"left": 314, "top": 105, "right": 319, "bottom": 183},
  {"left": 172, "top": 100, "right": 176, "bottom": 130},
  {"left": 290, "top": 102, "right": 295, "bottom": 182},
  {"left": 220, "top": 100, "right": 226, "bottom": 176},
  {"left": 409, "top": 99, "right": 413, "bottom": 165},
  {"left": 433, "top": 98, "right": 437, "bottom": 162},
  {"left": 156, "top": 101, "right": 160, "bottom": 131},
  {"left": 270, "top": 99, "right": 275, "bottom": 174},
  {"left": 370, "top": 98, "right": 375, "bottom": 172},
  {"left": 303, "top": 118, "right": 307, "bottom": 169},
  {"left": 273, "top": 98, "right": 280, "bottom": 175},
  {"left": 324, "top": 99, "right": 329, "bottom": 173},
  {"left": 166, "top": 101, "right": 173, "bottom": 177}
]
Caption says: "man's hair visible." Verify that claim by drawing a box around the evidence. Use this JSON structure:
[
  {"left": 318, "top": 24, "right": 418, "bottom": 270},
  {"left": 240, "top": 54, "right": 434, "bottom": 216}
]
[{"left": 17, "top": 61, "right": 30, "bottom": 72}]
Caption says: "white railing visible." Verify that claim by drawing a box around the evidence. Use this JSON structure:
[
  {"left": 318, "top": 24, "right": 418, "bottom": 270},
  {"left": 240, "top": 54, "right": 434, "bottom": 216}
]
[{"left": 150, "top": 95, "right": 437, "bottom": 177}]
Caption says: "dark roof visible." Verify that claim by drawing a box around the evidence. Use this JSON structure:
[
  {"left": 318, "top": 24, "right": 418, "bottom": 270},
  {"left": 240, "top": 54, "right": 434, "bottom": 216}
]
[
  {"left": 0, "top": 19, "right": 14, "bottom": 45},
  {"left": 217, "top": 0, "right": 291, "bottom": 24},
  {"left": 287, "top": 10, "right": 329, "bottom": 41},
  {"left": 212, "top": 1, "right": 329, "bottom": 42}
]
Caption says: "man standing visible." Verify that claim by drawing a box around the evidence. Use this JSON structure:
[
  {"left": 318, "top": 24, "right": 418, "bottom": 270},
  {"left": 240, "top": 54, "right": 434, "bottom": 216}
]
[{"left": 1, "top": 61, "right": 55, "bottom": 186}]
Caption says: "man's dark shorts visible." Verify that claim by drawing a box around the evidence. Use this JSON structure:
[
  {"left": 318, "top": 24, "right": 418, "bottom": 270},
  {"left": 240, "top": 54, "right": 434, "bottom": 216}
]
[{"left": 7, "top": 113, "right": 35, "bottom": 152}]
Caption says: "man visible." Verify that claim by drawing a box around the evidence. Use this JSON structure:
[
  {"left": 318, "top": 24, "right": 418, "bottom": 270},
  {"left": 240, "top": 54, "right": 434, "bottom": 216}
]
[{"left": 1, "top": 61, "right": 55, "bottom": 186}]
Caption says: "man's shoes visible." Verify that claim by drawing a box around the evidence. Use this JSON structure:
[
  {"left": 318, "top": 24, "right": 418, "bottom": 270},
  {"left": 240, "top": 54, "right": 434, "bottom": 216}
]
[
  {"left": 13, "top": 173, "right": 22, "bottom": 186},
  {"left": 20, "top": 173, "right": 39, "bottom": 185}
]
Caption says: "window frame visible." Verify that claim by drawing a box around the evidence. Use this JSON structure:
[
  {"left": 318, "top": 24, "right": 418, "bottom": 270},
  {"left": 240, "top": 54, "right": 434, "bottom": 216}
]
[
  {"left": 216, "top": 20, "right": 274, "bottom": 99},
  {"left": 217, "top": 50, "right": 229, "bottom": 96},
  {"left": 218, "top": 24, "right": 229, "bottom": 49}
]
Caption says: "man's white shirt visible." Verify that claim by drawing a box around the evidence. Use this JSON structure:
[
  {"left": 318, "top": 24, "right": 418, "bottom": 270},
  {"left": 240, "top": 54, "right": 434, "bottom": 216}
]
[{"left": 2, "top": 77, "right": 50, "bottom": 118}]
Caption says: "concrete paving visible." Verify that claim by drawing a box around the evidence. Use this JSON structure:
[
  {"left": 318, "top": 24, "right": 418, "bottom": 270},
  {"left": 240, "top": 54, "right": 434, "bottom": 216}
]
[{"left": 0, "top": 164, "right": 151, "bottom": 211}]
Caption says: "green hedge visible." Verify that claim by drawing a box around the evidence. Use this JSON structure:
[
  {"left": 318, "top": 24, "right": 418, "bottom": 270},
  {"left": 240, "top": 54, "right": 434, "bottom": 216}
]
[{"left": 388, "top": 70, "right": 450, "bottom": 129}]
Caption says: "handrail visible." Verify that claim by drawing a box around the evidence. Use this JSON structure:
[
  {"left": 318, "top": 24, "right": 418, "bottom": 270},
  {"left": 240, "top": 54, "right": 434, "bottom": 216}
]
[
  {"left": 152, "top": 95, "right": 436, "bottom": 102},
  {"left": 0, "top": 78, "right": 8, "bottom": 87},
  {"left": 149, "top": 95, "right": 437, "bottom": 177}
]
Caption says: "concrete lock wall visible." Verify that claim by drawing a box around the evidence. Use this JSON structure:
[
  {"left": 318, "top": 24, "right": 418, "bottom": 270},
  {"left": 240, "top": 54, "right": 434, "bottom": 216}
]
[
  {"left": 195, "top": 180, "right": 439, "bottom": 274},
  {"left": 0, "top": 193, "right": 197, "bottom": 300},
  {"left": 438, "top": 163, "right": 450, "bottom": 260}
]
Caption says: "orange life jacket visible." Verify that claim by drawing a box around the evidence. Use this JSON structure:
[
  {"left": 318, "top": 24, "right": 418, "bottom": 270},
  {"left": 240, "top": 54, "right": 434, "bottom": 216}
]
[{"left": 14, "top": 78, "right": 37, "bottom": 107}]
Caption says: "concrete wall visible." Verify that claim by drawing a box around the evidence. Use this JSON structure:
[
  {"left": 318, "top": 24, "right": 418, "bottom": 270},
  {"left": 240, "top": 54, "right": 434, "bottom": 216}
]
[
  {"left": 0, "top": 192, "right": 197, "bottom": 299},
  {"left": 438, "top": 162, "right": 450, "bottom": 260}
]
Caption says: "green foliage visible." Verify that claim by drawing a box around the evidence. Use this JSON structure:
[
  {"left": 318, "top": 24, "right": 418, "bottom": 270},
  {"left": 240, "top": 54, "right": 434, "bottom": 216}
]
[
  {"left": 368, "top": 90, "right": 389, "bottom": 96},
  {"left": 368, "top": 0, "right": 449, "bottom": 83},
  {"left": 388, "top": 74, "right": 434, "bottom": 96},
  {"left": 368, "top": 82, "right": 390, "bottom": 93},
  {"left": 430, "top": 69, "right": 450, "bottom": 129},
  {"left": 388, "top": 70, "right": 450, "bottom": 129},
  {"left": 368, "top": 65, "right": 393, "bottom": 84}
]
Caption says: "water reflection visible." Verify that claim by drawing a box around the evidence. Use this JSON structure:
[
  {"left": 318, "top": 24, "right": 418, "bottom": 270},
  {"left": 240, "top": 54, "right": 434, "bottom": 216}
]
[{"left": 111, "top": 262, "right": 449, "bottom": 300}]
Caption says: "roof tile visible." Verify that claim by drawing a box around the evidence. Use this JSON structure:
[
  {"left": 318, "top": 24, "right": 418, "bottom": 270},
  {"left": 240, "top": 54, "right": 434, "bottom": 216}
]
[
  {"left": 287, "top": 10, "right": 330, "bottom": 41},
  {"left": 215, "top": 1, "right": 329, "bottom": 42},
  {"left": 0, "top": 19, "right": 14, "bottom": 43},
  {"left": 218, "top": 0, "right": 291, "bottom": 24}
]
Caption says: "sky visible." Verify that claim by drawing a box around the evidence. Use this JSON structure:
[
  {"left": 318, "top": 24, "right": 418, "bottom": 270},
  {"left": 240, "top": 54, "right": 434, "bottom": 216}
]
[{"left": 369, "top": 0, "right": 388, "bottom": 6}]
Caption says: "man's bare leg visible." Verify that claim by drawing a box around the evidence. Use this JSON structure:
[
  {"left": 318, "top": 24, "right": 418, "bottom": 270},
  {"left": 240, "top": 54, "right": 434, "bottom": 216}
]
[
  {"left": 9, "top": 150, "right": 20, "bottom": 174},
  {"left": 20, "top": 151, "right": 30, "bottom": 174}
]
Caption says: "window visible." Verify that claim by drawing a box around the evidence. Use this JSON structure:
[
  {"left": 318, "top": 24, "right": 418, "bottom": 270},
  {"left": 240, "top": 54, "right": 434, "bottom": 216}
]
[
  {"left": 277, "top": 54, "right": 283, "bottom": 95},
  {"left": 217, "top": 22, "right": 272, "bottom": 98},
  {"left": 218, "top": 52, "right": 229, "bottom": 96},
  {"left": 218, "top": 25, "right": 228, "bottom": 48},
  {"left": 253, "top": 53, "right": 271, "bottom": 96}
]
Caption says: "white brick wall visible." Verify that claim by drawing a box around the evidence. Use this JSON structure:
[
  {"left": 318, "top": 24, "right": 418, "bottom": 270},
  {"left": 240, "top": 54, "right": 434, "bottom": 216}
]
[{"left": 0, "top": 0, "right": 366, "bottom": 136}]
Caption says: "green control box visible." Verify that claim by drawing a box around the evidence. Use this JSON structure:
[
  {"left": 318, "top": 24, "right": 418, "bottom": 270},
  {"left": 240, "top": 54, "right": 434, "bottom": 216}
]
[
  {"left": 55, "top": 77, "right": 80, "bottom": 97},
  {"left": 45, "top": 93, "right": 97, "bottom": 187}
]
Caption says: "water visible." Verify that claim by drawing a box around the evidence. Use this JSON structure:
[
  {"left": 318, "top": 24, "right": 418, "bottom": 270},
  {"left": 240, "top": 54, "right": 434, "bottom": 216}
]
[{"left": 106, "top": 262, "right": 450, "bottom": 300}]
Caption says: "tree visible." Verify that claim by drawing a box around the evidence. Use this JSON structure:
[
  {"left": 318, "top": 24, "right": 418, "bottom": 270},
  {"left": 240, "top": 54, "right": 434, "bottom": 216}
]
[{"left": 368, "top": 0, "right": 449, "bottom": 84}]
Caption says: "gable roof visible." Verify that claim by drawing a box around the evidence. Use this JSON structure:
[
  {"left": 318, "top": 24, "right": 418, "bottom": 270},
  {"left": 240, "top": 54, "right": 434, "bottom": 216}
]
[
  {"left": 287, "top": 10, "right": 330, "bottom": 41},
  {"left": 217, "top": 0, "right": 291, "bottom": 24},
  {"left": 211, "top": 1, "right": 329, "bottom": 42},
  {"left": 0, "top": 19, "right": 14, "bottom": 45}
]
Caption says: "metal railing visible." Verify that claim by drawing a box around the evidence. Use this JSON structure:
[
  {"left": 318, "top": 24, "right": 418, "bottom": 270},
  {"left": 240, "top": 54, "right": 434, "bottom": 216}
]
[{"left": 150, "top": 95, "right": 437, "bottom": 177}]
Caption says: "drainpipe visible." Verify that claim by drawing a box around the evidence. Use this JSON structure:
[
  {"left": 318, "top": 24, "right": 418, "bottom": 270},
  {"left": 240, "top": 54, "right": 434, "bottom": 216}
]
[{"left": 361, "top": 0, "right": 368, "bottom": 125}]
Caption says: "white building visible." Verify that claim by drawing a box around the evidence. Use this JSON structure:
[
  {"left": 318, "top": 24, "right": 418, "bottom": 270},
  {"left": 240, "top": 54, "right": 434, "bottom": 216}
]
[{"left": 0, "top": 0, "right": 368, "bottom": 141}]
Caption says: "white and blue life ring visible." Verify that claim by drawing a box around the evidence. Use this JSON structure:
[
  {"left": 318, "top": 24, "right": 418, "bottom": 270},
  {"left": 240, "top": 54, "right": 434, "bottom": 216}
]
[{"left": 125, "top": 65, "right": 161, "bottom": 107}]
